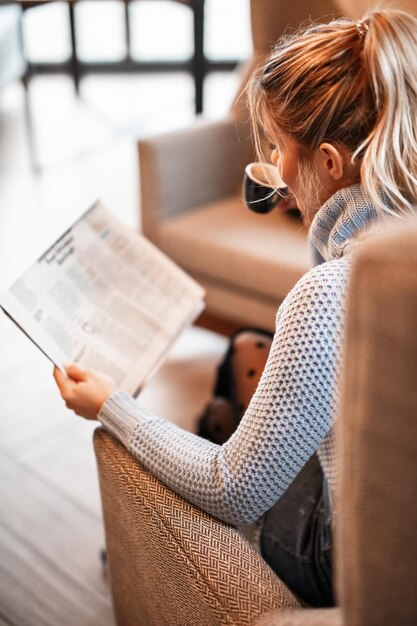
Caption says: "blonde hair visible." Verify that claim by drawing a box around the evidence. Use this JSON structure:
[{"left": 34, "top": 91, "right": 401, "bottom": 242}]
[{"left": 247, "top": 9, "right": 417, "bottom": 218}]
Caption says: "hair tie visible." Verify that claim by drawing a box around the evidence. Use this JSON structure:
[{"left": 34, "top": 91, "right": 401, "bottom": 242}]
[{"left": 356, "top": 20, "right": 370, "bottom": 39}]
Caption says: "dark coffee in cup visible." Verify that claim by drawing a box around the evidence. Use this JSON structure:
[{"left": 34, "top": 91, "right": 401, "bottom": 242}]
[{"left": 243, "top": 162, "right": 289, "bottom": 214}]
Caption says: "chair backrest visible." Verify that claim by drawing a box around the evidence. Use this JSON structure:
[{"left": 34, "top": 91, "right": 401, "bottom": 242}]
[
  {"left": 232, "top": 0, "right": 341, "bottom": 141},
  {"left": 337, "top": 220, "right": 417, "bottom": 626},
  {"left": 333, "top": 0, "right": 417, "bottom": 18},
  {"left": 245, "top": 0, "right": 338, "bottom": 78}
]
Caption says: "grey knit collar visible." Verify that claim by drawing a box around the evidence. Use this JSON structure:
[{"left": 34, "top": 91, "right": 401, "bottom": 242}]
[{"left": 309, "top": 184, "right": 380, "bottom": 261}]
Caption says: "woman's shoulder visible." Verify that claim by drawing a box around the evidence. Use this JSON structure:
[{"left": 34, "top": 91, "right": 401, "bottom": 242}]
[
  {"left": 294, "top": 257, "right": 351, "bottom": 295},
  {"left": 277, "top": 258, "right": 352, "bottom": 325}
]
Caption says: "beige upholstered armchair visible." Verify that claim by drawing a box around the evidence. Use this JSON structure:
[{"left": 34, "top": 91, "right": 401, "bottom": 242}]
[
  {"left": 94, "top": 220, "right": 417, "bottom": 626},
  {"left": 138, "top": 0, "right": 339, "bottom": 332}
]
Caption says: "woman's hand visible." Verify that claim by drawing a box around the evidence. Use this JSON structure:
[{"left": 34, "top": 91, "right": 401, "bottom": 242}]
[{"left": 53, "top": 363, "right": 117, "bottom": 420}]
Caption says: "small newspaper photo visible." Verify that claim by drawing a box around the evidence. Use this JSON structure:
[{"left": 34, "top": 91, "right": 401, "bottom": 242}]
[{"left": 0, "top": 201, "right": 205, "bottom": 396}]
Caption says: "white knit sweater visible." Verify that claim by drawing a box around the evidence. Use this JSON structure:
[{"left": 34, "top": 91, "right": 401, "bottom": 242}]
[{"left": 99, "top": 184, "right": 381, "bottom": 526}]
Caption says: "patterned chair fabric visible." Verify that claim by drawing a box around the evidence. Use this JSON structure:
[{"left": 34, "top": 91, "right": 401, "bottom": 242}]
[
  {"left": 94, "top": 428, "right": 299, "bottom": 626},
  {"left": 255, "top": 607, "right": 342, "bottom": 626}
]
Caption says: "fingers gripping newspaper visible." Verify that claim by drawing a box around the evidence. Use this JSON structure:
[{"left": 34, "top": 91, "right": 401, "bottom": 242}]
[{"left": 0, "top": 202, "right": 205, "bottom": 396}]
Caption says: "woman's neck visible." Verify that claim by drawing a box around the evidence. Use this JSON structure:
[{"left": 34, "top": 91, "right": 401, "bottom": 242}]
[{"left": 309, "top": 183, "right": 382, "bottom": 262}]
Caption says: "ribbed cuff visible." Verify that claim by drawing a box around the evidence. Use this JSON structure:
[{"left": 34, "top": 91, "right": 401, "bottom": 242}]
[{"left": 98, "top": 391, "right": 147, "bottom": 449}]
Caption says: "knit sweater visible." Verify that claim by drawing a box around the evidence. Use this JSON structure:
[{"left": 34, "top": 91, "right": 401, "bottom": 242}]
[{"left": 98, "top": 184, "right": 381, "bottom": 526}]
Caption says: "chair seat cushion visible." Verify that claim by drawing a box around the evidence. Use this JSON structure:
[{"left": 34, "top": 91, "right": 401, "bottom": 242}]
[{"left": 154, "top": 194, "right": 311, "bottom": 303}]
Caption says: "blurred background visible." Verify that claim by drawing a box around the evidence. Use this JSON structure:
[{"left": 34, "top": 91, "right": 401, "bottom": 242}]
[{"left": 0, "top": 0, "right": 251, "bottom": 292}]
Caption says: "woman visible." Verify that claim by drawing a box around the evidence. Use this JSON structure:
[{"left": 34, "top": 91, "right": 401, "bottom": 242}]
[{"left": 53, "top": 9, "right": 417, "bottom": 607}]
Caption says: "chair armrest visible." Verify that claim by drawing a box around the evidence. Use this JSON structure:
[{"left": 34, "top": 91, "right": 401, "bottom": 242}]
[
  {"left": 138, "top": 116, "right": 253, "bottom": 236},
  {"left": 94, "top": 427, "right": 299, "bottom": 626}
]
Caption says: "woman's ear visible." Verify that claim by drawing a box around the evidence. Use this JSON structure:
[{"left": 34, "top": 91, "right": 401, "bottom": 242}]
[{"left": 317, "top": 142, "right": 346, "bottom": 181}]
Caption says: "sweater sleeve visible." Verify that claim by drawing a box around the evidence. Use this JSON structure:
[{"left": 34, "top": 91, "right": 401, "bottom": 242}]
[{"left": 99, "top": 260, "right": 349, "bottom": 526}]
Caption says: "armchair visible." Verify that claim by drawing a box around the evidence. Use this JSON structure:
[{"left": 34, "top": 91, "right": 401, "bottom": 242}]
[
  {"left": 138, "top": 0, "right": 339, "bottom": 332},
  {"left": 94, "top": 220, "right": 417, "bottom": 625}
]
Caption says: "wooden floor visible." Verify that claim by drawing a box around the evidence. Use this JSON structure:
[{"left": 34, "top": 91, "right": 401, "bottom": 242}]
[{"left": 0, "top": 72, "right": 235, "bottom": 625}]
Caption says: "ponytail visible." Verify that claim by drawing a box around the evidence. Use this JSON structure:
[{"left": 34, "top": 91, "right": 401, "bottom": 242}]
[
  {"left": 247, "top": 9, "right": 417, "bottom": 217},
  {"left": 359, "top": 10, "right": 417, "bottom": 216}
]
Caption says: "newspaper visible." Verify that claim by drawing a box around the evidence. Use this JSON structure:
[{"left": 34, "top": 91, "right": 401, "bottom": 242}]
[{"left": 0, "top": 201, "right": 205, "bottom": 396}]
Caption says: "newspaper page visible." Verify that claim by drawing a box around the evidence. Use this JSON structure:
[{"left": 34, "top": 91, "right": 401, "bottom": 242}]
[{"left": 0, "top": 201, "right": 205, "bottom": 395}]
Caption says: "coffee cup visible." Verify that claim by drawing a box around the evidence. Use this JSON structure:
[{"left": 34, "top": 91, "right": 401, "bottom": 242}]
[{"left": 243, "top": 162, "right": 290, "bottom": 214}]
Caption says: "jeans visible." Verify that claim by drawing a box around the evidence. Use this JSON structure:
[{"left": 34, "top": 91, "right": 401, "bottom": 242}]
[{"left": 260, "top": 453, "right": 334, "bottom": 607}]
